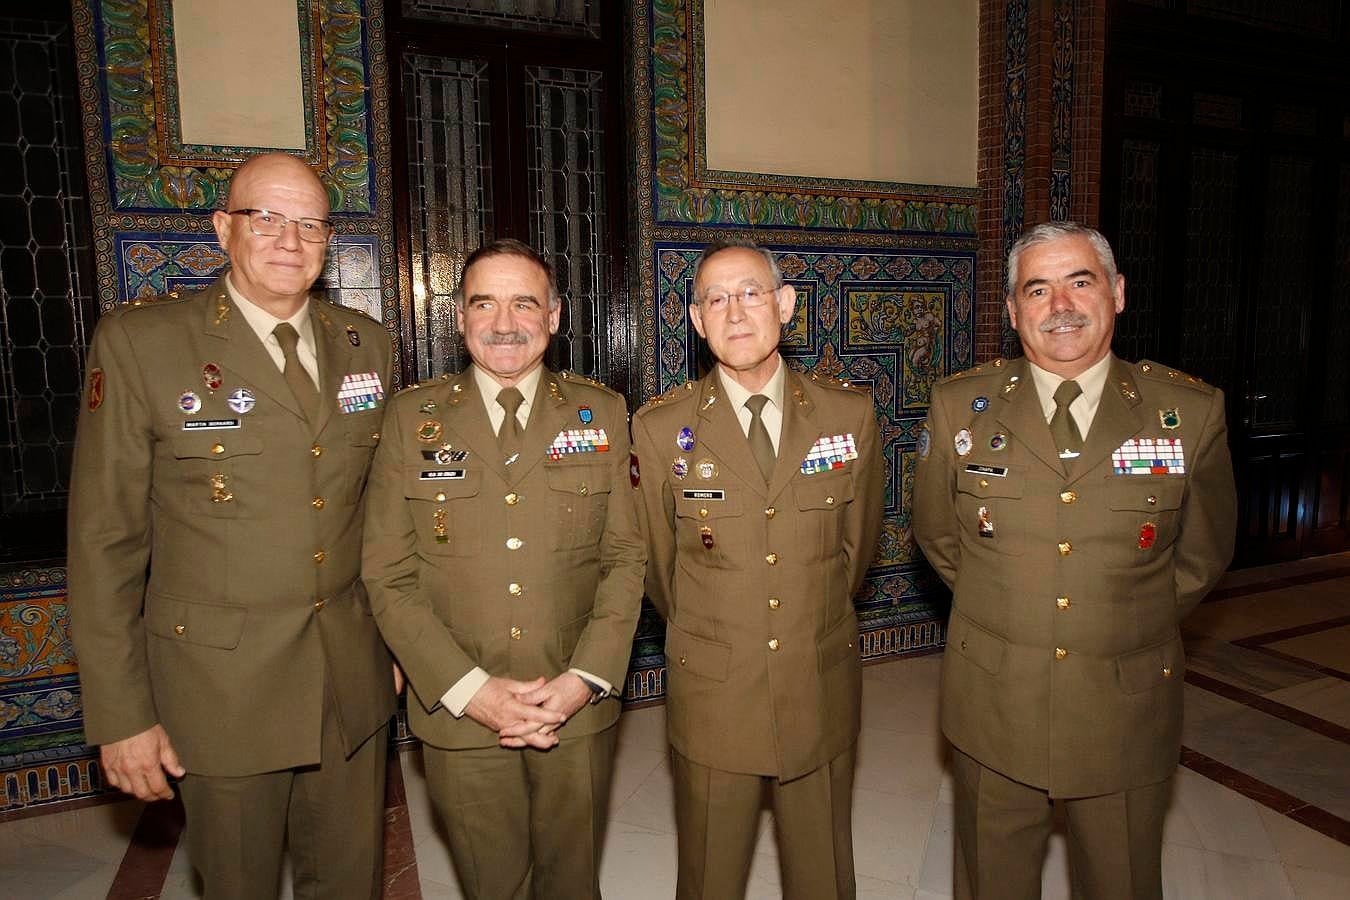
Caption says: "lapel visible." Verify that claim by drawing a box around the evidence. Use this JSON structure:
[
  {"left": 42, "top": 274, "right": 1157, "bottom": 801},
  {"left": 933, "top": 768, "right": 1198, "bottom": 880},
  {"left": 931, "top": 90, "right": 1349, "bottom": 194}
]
[
  {"left": 1065, "top": 356, "right": 1146, "bottom": 485},
  {"left": 509, "top": 371, "right": 573, "bottom": 484},
  {"left": 766, "top": 370, "right": 822, "bottom": 503},
  {"left": 443, "top": 367, "right": 509, "bottom": 482},
  {"left": 695, "top": 369, "right": 767, "bottom": 496},
  {"left": 310, "top": 301, "right": 353, "bottom": 437},
  {"left": 990, "top": 357, "right": 1062, "bottom": 474},
  {"left": 200, "top": 275, "right": 304, "bottom": 421}
]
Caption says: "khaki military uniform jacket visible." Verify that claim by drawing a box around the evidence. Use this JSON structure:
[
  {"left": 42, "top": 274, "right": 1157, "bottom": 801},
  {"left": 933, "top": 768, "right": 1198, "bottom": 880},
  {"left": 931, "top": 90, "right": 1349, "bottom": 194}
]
[
  {"left": 68, "top": 276, "right": 396, "bottom": 776},
  {"left": 362, "top": 366, "right": 645, "bottom": 749},
  {"left": 632, "top": 367, "right": 884, "bottom": 780},
  {"left": 913, "top": 355, "right": 1236, "bottom": 797}
]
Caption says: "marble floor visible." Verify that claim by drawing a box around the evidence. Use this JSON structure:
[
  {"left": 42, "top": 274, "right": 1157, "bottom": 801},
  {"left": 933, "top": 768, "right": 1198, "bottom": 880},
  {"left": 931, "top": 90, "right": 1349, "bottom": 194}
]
[{"left": 3, "top": 554, "right": 1349, "bottom": 899}]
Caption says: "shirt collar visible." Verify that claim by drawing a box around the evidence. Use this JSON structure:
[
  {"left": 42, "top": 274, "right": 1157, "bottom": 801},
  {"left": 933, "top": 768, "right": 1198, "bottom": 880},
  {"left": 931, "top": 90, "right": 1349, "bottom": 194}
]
[
  {"left": 717, "top": 355, "right": 786, "bottom": 413},
  {"left": 226, "top": 274, "right": 313, "bottom": 348},
  {"left": 472, "top": 362, "right": 545, "bottom": 415},
  {"left": 1027, "top": 352, "right": 1114, "bottom": 417}
]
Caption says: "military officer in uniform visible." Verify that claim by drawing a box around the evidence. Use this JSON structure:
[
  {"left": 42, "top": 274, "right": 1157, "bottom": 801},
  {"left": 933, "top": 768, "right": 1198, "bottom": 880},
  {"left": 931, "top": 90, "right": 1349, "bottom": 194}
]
[
  {"left": 632, "top": 239, "right": 884, "bottom": 899},
  {"left": 68, "top": 153, "right": 397, "bottom": 899},
  {"left": 362, "top": 239, "right": 645, "bottom": 900},
  {"left": 913, "top": 222, "right": 1237, "bottom": 899}
]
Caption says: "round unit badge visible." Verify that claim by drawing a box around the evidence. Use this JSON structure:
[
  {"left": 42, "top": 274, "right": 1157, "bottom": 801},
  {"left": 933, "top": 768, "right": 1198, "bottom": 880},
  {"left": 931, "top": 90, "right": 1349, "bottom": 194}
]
[
  {"left": 201, "top": 363, "right": 223, "bottom": 391},
  {"left": 227, "top": 388, "right": 256, "bottom": 415},
  {"left": 178, "top": 391, "right": 202, "bottom": 414},
  {"left": 954, "top": 429, "right": 973, "bottom": 457},
  {"left": 676, "top": 427, "right": 696, "bottom": 452},
  {"left": 988, "top": 432, "right": 1007, "bottom": 451},
  {"left": 917, "top": 423, "right": 931, "bottom": 459},
  {"left": 971, "top": 396, "right": 989, "bottom": 413},
  {"left": 417, "top": 419, "right": 444, "bottom": 443},
  {"left": 671, "top": 457, "right": 689, "bottom": 480},
  {"left": 696, "top": 459, "right": 718, "bottom": 480}
]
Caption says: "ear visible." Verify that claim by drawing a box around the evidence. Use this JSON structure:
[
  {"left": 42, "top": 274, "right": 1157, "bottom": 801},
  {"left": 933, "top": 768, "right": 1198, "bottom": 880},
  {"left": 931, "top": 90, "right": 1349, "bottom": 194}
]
[
  {"left": 689, "top": 302, "right": 707, "bottom": 339},
  {"left": 1112, "top": 274, "right": 1126, "bottom": 314},
  {"left": 454, "top": 300, "right": 467, "bottom": 336},
  {"left": 776, "top": 285, "right": 797, "bottom": 325},
  {"left": 548, "top": 300, "right": 562, "bottom": 336},
  {"left": 1004, "top": 295, "right": 1019, "bottom": 329},
  {"left": 211, "top": 210, "right": 233, "bottom": 252}
]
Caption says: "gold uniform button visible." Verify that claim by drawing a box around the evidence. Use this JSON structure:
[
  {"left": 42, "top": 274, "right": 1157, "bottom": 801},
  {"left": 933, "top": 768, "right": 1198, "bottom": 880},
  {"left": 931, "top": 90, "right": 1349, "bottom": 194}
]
[
  {"left": 699, "top": 507, "right": 709, "bottom": 518},
  {"left": 1060, "top": 490, "right": 1077, "bottom": 504},
  {"left": 313, "top": 550, "right": 326, "bottom": 564},
  {"left": 510, "top": 626, "right": 522, "bottom": 640},
  {"left": 825, "top": 496, "right": 835, "bottom": 505},
  {"left": 211, "top": 443, "right": 225, "bottom": 455},
  {"left": 506, "top": 537, "right": 523, "bottom": 550},
  {"left": 505, "top": 492, "right": 519, "bottom": 505},
  {"left": 1146, "top": 495, "right": 1158, "bottom": 505},
  {"left": 313, "top": 598, "right": 326, "bottom": 611},
  {"left": 765, "top": 552, "right": 779, "bottom": 565},
  {"left": 979, "top": 479, "right": 989, "bottom": 488},
  {"left": 1162, "top": 665, "right": 1173, "bottom": 678},
  {"left": 1054, "top": 647, "right": 1068, "bottom": 660},
  {"left": 311, "top": 444, "right": 323, "bottom": 457},
  {"left": 312, "top": 497, "right": 325, "bottom": 509},
  {"left": 1057, "top": 541, "right": 1072, "bottom": 556},
  {"left": 435, "top": 492, "right": 447, "bottom": 502},
  {"left": 768, "top": 597, "right": 781, "bottom": 609},
  {"left": 174, "top": 624, "right": 186, "bottom": 635},
  {"left": 508, "top": 583, "right": 523, "bottom": 596},
  {"left": 764, "top": 507, "right": 776, "bottom": 519},
  {"left": 578, "top": 483, "right": 589, "bottom": 496},
  {"left": 1056, "top": 596, "right": 1071, "bottom": 609},
  {"left": 678, "top": 656, "right": 688, "bottom": 666},
  {"left": 370, "top": 432, "right": 381, "bottom": 443},
  {"left": 768, "top": 638, "right": 780, "bottom": 651}
]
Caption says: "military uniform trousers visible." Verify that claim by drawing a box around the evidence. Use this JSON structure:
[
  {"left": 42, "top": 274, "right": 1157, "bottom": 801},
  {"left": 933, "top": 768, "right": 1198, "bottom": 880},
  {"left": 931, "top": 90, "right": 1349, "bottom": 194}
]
[
  {"left": 422, "top": 725, "right": 618, "bottom": 900},
  {"left": 672, "top": 742, "right": 857, "bottom": 900},
  {"left": 951, "top": 748, "right": 1171, "bottom": 900},
  {"left": 178, "top": 679, "right": 388, "bottom": 900}
]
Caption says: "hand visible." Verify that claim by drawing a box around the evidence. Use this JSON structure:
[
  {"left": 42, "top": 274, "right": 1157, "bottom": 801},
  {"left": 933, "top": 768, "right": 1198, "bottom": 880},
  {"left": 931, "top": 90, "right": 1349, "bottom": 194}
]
[
  {"left": 100, "top": 724, "right": 185, "bottom": 802},
  {"left": 392, "top": 662, "right": 405, "bottom": 695},
  {"left": 500, "top": 673, "right": 593, "bottom": 748},
  {"left": 464, "top": 676, "right": 566, "bottom": 750}
]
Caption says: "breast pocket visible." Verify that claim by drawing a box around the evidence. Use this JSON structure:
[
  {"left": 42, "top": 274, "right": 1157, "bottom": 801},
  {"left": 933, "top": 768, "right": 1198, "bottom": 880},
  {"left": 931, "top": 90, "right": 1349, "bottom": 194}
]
[
  {"left": 544, "top": 463, "right": 613, "bottom": 550},
  {"left": 345, "top": 413, "right": 385, "bottom": 504},
  {"left": 404, "top": 466, "right": 482, "bottom": 557},
  {"left": 1105, "top": 475, "right": 1185, "bottom": 559},
  {"left": 955, "top": 464, "right": 1026, "bottom": 556},
  {"left": 673, "top": 490, "right": 743, "bottom": 569},
  {"left": 793, "top": 469, "right": 854, "bottom": 562},
  {"left": 167, "top": 434, "right": 265, "bottom": 518}
]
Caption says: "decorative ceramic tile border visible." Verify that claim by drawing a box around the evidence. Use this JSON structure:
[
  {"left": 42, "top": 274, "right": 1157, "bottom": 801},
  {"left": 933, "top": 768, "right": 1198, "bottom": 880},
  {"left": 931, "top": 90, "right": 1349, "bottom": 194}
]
[{"left": 649, "top": 0, "right": 977, "bottom": 236}]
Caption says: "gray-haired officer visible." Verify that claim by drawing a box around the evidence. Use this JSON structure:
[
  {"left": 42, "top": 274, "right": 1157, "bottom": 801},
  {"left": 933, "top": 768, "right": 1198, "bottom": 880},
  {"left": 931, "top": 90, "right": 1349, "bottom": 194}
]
[{"left": 914, "top": 222, "right": 1237, "bottom": 899}]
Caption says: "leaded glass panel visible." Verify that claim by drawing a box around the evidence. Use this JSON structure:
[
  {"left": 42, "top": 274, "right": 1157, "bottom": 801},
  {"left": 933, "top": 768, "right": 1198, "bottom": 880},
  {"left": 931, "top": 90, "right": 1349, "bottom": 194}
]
[
  {"left": 526, "top": 65, "right": 608, "bottom": 382},
  {"left": 1113, "top": 139, "right": 1162, "bottom": 362},
  {"left": 1182, "top": 147, "right": 1241, "bottom": 387},
  {"left": 403, "top": 0, "right": 601, "bottom": 38},
  {"left": 0, "top": 16, "right": 93, "bottom": 517},
  {"left": 1325, "top": 162, "right": 1350, "bottom": 426},
  {"left": 403, "top": 54, "right": 493, "bottom": 381}
]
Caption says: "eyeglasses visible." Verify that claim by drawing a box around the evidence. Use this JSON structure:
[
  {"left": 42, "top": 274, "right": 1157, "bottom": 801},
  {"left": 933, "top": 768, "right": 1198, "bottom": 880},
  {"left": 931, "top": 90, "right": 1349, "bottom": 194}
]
[
  {"left": 699, "top": 285, "right": 779, "bottom": 313},
  {"left": 228, "top": 209, "right": 333, "bottom": 243}
]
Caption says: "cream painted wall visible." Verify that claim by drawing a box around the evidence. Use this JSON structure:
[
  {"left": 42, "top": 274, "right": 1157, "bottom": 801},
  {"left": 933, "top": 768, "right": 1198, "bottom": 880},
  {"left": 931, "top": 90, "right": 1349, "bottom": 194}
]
[
  {"left": 704, "top": 0, "right": 978, "bottom": 187},
  {"left": 172, "top": 0, "right": 306, "bottom": 150}
]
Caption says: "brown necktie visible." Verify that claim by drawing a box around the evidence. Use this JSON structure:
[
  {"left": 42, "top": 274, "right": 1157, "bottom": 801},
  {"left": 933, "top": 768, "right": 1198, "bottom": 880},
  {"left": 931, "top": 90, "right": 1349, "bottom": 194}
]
[
  {"left": 273, "top": 322, "right": 319, "bottom": 421},
  {"left": 1050, "top": 379, "right": 1084, "bottom": 460},
  {"left": 745, "top": 394, "right": 776, "bottom": 481},
  {"left": 496, "top": 386, "right": 525, "bottom": 460}
]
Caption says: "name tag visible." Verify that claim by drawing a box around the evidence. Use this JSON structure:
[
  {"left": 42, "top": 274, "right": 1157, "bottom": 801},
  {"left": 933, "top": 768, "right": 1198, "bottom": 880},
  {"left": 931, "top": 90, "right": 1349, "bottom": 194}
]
[
  {"left": 182, "top": 419, "right": 240, "bottom": 431},
  {"left": 964, "top": 464, "right": 1008, "bottom": 477},
  {"left": 682, "top": 489, "right": 725, "bottom": 501},
  {"left": 419, "top": 469, "right": 466, "bottom": 480}
]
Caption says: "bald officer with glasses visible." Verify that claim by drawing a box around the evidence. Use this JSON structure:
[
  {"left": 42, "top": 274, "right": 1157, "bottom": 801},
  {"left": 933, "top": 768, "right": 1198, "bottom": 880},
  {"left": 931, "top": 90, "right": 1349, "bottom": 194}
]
[
  {"left": 632, "top": 239, "right": 884, "bottom": 899},
  {"left": 69, "top": 152, "right": 397, "bottom": 899}
]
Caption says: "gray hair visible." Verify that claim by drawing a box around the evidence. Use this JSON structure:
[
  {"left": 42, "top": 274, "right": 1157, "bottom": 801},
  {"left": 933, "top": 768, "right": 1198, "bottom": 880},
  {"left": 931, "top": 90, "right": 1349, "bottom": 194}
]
[
  {"left": 1006, "top": 222, "right": 1119, "bottom": 297},
  {"left": 454, "top": 238, "right": 561, "bottom": 310},
  {"left": 692, "top": 238, "right": 784, "bottom": 297}
]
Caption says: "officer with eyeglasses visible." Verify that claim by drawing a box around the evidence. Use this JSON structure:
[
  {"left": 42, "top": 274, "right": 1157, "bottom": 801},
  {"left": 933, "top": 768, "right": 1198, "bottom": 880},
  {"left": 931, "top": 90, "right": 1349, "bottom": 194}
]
[
  {"left": 68, "top": 152, "right": 397, "bottom": 899},
  {"left": 632, "top": 238, "right": 884, "bottom": 899}
]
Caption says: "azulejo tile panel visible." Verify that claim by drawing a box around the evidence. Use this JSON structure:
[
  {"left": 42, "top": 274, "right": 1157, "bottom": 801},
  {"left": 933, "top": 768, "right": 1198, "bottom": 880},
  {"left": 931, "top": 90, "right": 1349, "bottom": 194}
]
[
  {"left": 92, "top": 0, "right": 374, "bottom": 213},
  {"left": 113, "top": 232, "right": 383, "bottom": 320},
  {"left": 648, "top": 0, "right": 977, "bottom": 235},
  {"left": 652, "top": 242, "right": 973, "bottom": 644}
]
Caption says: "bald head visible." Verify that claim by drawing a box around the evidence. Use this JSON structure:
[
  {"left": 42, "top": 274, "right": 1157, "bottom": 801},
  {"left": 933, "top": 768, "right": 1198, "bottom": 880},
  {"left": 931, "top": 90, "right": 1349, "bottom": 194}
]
[{"left": 225, "top": 153, "right": 329, "bottom": 215}]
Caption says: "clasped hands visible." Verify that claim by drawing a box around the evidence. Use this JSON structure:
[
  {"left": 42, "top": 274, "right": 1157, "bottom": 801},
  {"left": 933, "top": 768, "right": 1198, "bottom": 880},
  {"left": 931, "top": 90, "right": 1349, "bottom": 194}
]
[{"left": 464, "top": 672, "right": 594, "bottom": 750}]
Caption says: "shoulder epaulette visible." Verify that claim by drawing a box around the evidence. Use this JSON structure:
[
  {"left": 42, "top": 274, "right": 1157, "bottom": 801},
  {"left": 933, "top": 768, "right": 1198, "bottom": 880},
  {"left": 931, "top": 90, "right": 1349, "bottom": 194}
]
[
  {"left": 321, "top": 295, "right": 384, "bottom": 327},
  {"left": 558, "top": 369, "right": 620, "bottom": 397},
  {"left": 1136, "top": 360, "right": 1214, "bottom": 392}
]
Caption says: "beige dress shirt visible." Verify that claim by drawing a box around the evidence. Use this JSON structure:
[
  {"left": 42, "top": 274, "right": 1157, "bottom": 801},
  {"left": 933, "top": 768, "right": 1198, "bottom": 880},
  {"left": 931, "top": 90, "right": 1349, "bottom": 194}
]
[
  {"left": 1027, "top": 352, "right": 1113, "bottom": 438},
  {"left": 226, "top": 276, "right": 319, "bottom": 387},
  {"left": 717, "top": 355, "right": 786, "bottom": 450}
]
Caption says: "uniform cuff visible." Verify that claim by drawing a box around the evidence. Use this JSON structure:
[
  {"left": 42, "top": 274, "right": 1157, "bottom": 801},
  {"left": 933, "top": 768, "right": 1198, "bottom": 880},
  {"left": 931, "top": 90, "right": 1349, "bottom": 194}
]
[{"left": 441, "top": 667, "right": 490, "bottom": 717}]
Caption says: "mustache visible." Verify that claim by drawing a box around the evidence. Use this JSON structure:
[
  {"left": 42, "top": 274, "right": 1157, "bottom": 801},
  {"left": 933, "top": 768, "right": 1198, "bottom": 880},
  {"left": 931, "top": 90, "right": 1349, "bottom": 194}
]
[
  {"left": 1039, "top": 312, "right": 1090, "bottom": 332},
  {"left": 479, "top": 332, "right": 530, "bottom": 346}
]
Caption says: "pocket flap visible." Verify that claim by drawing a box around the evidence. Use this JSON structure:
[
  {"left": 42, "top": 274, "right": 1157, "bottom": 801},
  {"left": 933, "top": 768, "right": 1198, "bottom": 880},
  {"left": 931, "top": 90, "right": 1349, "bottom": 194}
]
[
  {"left": 794, "top": 472, "right": 855, "bottom": 510},
  {"left": 817, "top": 615, "right": 859, "bottom": 671},
  {"left": 544, "top": 464, "right": 613, "bottom": 495},
  {"left": 673, "top": 491, "right": 742, "bottom": 520},
  {"left": 1106, "top": 476, "right": 1185, "bottom": 511},
  {"left": 1116, "top": 636, "right": 1183, "bottom": 694},
  {"left": 404, "top": 466, "right": 481, "bottom": 501},
  {"left": 956, "top": 465, "right": 1025, "bottom": 500},
  {"left": 144, "top": 594, "right": 245, "bottom": 650},
  {"left": 169, "top": 433, "right": 264, "bottom": 460},
  {"left": 947, "top": 611, "right": 1007, "bottom": 676},
  {"left": 665, "top": 621, "right": 732, "bottom": 682}
]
